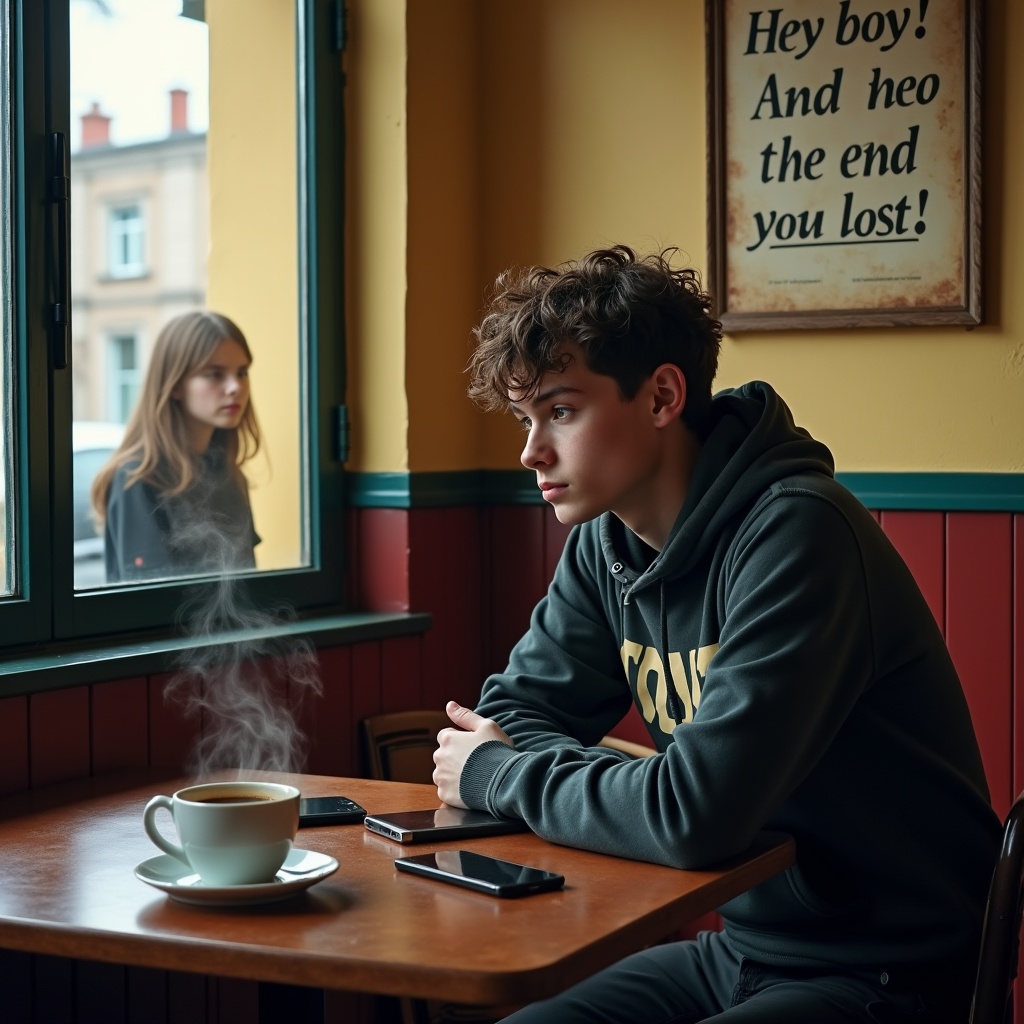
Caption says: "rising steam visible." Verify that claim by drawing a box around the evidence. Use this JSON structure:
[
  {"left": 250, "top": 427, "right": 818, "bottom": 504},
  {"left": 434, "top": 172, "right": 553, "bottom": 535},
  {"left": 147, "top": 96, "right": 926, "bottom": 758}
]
[{"left": 162, "top": 515, "right": 322, "bottom": 777}]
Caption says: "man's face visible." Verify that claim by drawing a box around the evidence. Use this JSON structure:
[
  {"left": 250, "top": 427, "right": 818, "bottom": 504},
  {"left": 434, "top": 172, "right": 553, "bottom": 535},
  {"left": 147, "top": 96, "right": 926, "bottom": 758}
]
[{"left": 508, "top": 347, "right": 668, "bottom": 531}]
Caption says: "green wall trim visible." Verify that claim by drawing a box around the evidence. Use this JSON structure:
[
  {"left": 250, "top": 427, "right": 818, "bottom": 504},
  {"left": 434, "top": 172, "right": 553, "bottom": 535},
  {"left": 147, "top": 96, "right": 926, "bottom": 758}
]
[
  {"left": 834, "top": 472, "right": 1024, "bottom": 512},
  {"left": 346, "top": 470, "right": 1024, "bottom": 512},
  {"left": 346, "top": 470, "right": 538, "bottom": 507}
]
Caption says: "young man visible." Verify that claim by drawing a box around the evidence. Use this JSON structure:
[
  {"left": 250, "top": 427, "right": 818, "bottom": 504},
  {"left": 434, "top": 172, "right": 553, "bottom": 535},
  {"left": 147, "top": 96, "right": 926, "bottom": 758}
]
[{"left": 433, "top": 246, "right": 1000, "bottom": 1023}]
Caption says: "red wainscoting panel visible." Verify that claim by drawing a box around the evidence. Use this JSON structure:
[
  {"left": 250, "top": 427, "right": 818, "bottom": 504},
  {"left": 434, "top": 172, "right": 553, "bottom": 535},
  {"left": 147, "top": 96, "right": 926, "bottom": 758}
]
[
  {"left": 354, "top": 507, "right": 410, "bottom": 613},
  {"left": 214, "top": 977, "right": 260, "bottom": 1023},
  {"left": 1015, "top": 515, "right": 1024, "bottom": 800},
  {"left": 409, "top": 506, "right": 486, "bottom": 710},
  {"left": 380, "top": 632, "right": 425, "bottom": 713},
  {"left": 0, "top": 951, "right": 31, "bottom": 1021},
  {"left": 879, "top": 511, "right": 946, "bottom": 635},
  {"left": 127, "top": 966, "right": 170, "bottom": 1024},
  {"left": 33, "top": 955, "right": 75, "bottom": 1023},
  {"left": 29, "top": 687, "right": 90, "bottom": 788},
  {"left": 1015, "top": 515, "right": 1024, "bottom": 1024},
  {"left": 485, "top": 505, "right": 549, "bottom": 676},
  {"left": 0, "top": 695, "right": 29, "bottom": 795},
  {"left": 92, "top": 677, "right": 149, "bottom": 775},
  {"left": 148, "top": 672, "right": 202, "bottom": 771},
  {"left": 76, "top": 961, "right": 127, "bottom": 1024},
  {"left": 946, "top": 512, "right": 1014, "bottom": 820},
  {"left": 166, "top": 970, "right": 207, "bottom": 1024},
  {"left": 349, "top": 641, "right": 384, "bottom": 776},
  {"left": 304, "top": 646, "right": 354, "bottom": 778},
  {"left": 542, "top": 506, "right": 572, "bottom": 579}
]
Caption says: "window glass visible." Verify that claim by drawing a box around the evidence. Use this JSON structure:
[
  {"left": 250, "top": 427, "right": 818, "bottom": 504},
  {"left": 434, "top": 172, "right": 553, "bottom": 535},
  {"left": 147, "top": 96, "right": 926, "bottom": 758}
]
[
  {"left": 69, "top": 0, "right": 309, "bottom": 592},
  {"left": 0, "top": 0, "right": 12, "bottom": 597}
]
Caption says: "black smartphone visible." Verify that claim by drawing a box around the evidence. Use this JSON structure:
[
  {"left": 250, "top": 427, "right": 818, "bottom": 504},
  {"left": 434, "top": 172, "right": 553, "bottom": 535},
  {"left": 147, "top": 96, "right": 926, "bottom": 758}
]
[
  {"left": 298, "top": 795, "right": 367, "bottom": 826},
  {"left": 394, "top": 849, "right": 565, "bottom": 897},
  {"left": 363, "top": 806, "right": 529, "bottom": 843}
]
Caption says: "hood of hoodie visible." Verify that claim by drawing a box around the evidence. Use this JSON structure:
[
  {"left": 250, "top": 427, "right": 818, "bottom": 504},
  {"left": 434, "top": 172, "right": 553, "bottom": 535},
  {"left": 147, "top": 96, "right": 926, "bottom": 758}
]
[{"left": 600, "top": 381, "right": 835, "bottom": 594}]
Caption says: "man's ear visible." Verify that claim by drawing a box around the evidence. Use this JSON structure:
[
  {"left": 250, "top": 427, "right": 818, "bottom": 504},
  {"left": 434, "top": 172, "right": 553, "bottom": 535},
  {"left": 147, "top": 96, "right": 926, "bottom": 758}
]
[{"left": 649, "top": 363, "right": 687, "bottom": 425}]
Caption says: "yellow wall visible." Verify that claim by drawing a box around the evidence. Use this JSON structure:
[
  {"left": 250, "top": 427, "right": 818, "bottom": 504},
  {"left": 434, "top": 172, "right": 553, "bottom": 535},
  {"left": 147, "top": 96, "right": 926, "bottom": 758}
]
[{"left": 347, "top": 0, "right": 1022, "bottom": 475}]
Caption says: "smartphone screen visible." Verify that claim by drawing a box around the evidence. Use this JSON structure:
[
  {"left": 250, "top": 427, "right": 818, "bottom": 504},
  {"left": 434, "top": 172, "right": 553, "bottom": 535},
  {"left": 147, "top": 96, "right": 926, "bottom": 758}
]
[
  {"left": 298, "top": 795, "right": 366, "bottom": 826},
  {"left": 394, "top": 849, "right": 565, "bottom": 897}
]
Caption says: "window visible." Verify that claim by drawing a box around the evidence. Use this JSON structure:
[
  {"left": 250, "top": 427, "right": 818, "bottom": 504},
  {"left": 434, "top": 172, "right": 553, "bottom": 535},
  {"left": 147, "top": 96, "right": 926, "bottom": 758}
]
[
  {"left": 106, "top": 203, "right": 145, "bottom": 278},
  {"left": 106, "top": 332, "right": 138, "bottom": 423},
  {"left": 2, "top": 0, "right": 346, "bottom": 644}
]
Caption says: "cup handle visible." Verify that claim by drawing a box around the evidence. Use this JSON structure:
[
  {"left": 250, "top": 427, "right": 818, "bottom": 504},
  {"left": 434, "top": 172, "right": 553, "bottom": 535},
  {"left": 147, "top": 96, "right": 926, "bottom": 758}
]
[{"left": 143, "top": 795, "right": 187, "bottom": 863}]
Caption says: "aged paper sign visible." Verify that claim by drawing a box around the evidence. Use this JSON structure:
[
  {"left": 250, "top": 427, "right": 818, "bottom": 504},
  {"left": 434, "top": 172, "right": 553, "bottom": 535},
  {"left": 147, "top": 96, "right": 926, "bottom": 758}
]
[{"left": 712, "top": 0, "right": 978, "bottom": 325}]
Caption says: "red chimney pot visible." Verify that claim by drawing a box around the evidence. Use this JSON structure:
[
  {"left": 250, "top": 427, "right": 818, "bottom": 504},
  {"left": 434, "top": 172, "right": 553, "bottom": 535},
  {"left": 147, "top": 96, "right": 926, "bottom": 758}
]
[
  {"left": 170, "top": 88, "right": 189, "bottom": 134},
  {"left": 81, "top": 101, "right": 111, "bottom": 148}
]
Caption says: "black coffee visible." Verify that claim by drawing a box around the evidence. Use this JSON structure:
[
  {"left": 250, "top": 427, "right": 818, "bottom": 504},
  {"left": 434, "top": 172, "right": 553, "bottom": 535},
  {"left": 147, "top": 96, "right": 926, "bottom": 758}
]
[{"left": 192, "top": 795, "right": 276, "bottom": 804}]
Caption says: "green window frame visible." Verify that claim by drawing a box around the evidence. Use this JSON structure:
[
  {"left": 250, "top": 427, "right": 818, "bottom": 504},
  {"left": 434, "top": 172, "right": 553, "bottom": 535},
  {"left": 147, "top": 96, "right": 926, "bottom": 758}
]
[{"left": 1, "top": 0, "right": 347, "bottom": 659}]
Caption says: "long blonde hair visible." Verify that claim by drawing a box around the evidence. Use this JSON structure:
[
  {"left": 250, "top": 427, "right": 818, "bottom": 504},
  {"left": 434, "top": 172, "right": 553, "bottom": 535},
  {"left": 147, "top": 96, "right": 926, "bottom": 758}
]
[{"left": 91, "top": 311, "right": 261, "bottom": 525}]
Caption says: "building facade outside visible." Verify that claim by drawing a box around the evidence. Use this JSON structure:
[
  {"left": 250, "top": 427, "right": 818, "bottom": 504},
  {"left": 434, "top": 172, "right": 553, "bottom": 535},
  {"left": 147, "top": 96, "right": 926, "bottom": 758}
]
[{"left": 70, "top": 88, "right": 207, "bottom": 426}]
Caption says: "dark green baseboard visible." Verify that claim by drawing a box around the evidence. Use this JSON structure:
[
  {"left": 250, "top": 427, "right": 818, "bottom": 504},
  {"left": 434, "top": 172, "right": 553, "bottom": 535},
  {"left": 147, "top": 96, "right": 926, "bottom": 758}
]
[{"left": 345, "top": 470, "right": 1024, "bottom": 512}]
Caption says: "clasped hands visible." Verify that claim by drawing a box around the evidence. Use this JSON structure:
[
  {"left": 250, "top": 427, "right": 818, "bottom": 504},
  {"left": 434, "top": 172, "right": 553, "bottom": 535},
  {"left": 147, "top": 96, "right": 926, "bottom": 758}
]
[{"left": 433, "top": 700, "right": 513, "bottom": 808}]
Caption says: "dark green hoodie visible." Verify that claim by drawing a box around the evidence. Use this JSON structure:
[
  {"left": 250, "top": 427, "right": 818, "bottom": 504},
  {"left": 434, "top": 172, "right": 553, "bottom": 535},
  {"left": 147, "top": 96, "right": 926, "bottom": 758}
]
[{"left": 461, "top": 381, "right": 1000, "bottom": 970}]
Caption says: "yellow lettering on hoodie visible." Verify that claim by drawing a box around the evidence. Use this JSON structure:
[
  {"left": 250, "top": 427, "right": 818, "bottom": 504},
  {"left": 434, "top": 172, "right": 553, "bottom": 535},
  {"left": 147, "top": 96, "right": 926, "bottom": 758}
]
[{"left": 624, "top": 639, "right": 720, "bottom": 735}]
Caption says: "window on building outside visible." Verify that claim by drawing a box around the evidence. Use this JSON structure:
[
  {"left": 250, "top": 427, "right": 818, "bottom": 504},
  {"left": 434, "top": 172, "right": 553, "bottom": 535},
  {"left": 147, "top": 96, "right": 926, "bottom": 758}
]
[
  {"left": 107, "top": 204, "right": 145, "bottom": 279},
  {"left": 106, "top": 332, "right": 138, "bottom": 423}
]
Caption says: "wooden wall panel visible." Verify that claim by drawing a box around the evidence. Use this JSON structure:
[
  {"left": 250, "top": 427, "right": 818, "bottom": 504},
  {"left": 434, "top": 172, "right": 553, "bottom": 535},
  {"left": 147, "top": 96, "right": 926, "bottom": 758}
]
[
  {"left": 0, "top": 950, "right": 32, "bottom": 1022},
  {"left": 946, "top": 513, "right": 1014, "bottom": 819},
  {"left": 77, "top": 961, "right": 127, "bottom": 1024},
  {"left": 148, "top": 673, "right": 201, "bottom": 772},
  {"left": 484, "top": 506, "right": 548, "bottom": 676},
  {"left": 303, "top": 646, "right": 354, "bottom": 778},
  {"left": 380, "top": 633, "right": 424, "bottom": 713},
  {"left": 1017, "top": 520, "right": 1024, "bottom": 1024},
  {"left": 1014, "top": 514, "right": 1024, "bottom": 800},
  {"left": 409, "top": 507, "right": 485, "bottom": 710},
  {"left": 349, "top": 642, "right": 383, "bottom": 777},
  {"left": 33, "top": 955, "right": 75, "bottom": 1023},
  {"left": 353, "top": 508, "right": 409, "bottom": 613},
  {"left": 92, "top": 677, "right": 149, "bottom": 775},
  {"left": 127, "top": 967, "right": 169, "bottom": 1024},
  {"left": 215, "top": 978, "right": 260, "bottom": 1023},
  {"left": 0, "top": 695, "right": 29, "bottom": 795},
  {"left": 879, "top": 511, "right": 945, "bottom": 634},
  {"left": 542, "top": 506, "right": 572, "bottom": 580},
  {"left": 167, "top": 971, "right": 207, "bottom": 1024},
  {"left": 29, "top": 687, "right": 90, "bottom": 788}
]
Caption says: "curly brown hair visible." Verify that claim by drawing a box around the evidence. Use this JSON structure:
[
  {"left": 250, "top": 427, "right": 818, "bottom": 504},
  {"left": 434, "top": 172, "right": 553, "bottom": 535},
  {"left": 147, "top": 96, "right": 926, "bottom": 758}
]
[{"left": 467, "top": 245, "right": 723, "bottom": 435}]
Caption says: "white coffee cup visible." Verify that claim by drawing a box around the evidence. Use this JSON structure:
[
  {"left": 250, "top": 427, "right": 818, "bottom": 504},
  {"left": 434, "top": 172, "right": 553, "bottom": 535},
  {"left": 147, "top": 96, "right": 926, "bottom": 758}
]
[{"left": 143, "top": 781, "right": 300, "bottom": 886}]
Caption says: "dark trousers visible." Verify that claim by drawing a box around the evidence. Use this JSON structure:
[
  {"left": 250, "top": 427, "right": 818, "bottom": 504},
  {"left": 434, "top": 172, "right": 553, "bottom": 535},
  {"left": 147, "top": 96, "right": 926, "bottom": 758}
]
[{"left": 500, "top": 930, "right": 974, "bottom": 1024}]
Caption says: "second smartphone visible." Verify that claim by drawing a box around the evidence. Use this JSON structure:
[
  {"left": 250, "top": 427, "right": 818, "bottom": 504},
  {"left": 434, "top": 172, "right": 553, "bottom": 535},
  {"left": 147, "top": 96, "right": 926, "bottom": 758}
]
[
  {"left": 298, "top": 795, "right": 367, "bottom": 826},
  {"left": 395, "top": 849, "right": 565, "bottom": 897}
]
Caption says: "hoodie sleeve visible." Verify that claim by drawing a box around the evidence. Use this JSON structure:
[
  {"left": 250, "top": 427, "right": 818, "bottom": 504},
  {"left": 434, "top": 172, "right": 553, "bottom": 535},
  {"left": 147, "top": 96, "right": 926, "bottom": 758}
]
[{"left": 461, "top": 490, "right": 878, "bottom": 870}]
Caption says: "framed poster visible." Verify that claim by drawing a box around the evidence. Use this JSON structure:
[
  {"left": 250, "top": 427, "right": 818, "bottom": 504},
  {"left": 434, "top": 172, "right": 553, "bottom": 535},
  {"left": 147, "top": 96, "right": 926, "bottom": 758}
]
[{"left": 706, "top": 0, "right": 982, "bottom": 330}]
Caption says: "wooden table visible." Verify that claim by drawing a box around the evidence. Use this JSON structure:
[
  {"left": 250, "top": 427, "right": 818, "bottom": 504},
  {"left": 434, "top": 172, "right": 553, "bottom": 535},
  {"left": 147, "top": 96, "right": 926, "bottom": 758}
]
[{"left": 0, "top": 770, "right": 794, "bottom": 1007}]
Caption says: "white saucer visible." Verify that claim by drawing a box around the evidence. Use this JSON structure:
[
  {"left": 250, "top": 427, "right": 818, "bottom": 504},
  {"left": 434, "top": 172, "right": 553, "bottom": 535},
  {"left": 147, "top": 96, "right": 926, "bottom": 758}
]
[{"left": 135, "top": 847, "right": 339, "bottom": 906}]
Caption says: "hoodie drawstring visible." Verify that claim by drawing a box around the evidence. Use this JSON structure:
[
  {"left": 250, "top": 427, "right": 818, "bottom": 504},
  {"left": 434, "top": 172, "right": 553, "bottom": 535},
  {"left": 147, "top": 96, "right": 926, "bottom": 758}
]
[{"left": 661, "top": 582, "right": 685, "bottom": 726}]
